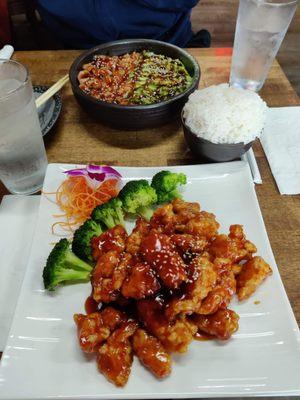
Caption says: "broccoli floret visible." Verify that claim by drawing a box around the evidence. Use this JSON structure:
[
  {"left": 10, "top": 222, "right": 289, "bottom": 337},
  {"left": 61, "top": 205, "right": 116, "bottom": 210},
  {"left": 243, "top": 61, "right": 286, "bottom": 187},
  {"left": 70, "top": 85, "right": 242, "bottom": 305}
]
[
  {"left": 91, "top": 197, "right": 124, "bottom": 229},
  {"left": 118, "top": 179, "right": 157, "bottom": 220},
  {"left": 43, "top": 239, "right": 92, "bottom": 291},
  {"left": 151, "top": 170, "right": 187, "bottom": 204},
  {"left": 72, "top": 219, "right": 103, "bottom": 262}
]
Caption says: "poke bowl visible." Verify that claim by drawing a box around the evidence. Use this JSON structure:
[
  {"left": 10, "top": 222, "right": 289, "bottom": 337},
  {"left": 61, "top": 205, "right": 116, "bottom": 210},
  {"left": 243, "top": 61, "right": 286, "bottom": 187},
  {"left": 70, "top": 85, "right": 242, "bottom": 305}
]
[{"left": 69, "top": 39, "right": 200, "bottom": 130}]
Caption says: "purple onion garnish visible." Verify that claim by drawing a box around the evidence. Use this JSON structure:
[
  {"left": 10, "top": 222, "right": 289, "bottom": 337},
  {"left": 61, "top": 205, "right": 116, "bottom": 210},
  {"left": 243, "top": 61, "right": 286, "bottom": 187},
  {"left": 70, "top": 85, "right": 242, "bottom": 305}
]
[{"left": 64, "top": 164, "right": 121, "bottom": 188}]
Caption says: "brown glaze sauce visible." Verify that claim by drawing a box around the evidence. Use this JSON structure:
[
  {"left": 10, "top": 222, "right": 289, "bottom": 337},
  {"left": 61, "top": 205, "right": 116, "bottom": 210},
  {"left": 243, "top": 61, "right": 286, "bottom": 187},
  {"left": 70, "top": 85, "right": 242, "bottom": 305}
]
[{"left": 85, "top": 295, "right": 100, "bottom": 314}]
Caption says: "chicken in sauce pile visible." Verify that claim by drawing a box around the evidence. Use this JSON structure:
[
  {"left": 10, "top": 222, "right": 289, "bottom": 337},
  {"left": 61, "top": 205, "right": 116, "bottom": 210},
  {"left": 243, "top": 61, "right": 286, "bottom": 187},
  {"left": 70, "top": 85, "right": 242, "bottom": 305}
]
[{"left": 74, "top": 199, "right": 272, "bottom": 386}]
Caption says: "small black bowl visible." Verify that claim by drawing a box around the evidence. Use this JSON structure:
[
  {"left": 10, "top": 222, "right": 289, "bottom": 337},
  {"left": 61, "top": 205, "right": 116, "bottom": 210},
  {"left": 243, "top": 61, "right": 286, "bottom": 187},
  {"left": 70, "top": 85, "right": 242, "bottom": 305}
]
[
  {"left": 182, "top": 114, "right": 254, "bottom": 162},
  {"left": 69, "top": 39, "right": 200, "bottom": 130}
]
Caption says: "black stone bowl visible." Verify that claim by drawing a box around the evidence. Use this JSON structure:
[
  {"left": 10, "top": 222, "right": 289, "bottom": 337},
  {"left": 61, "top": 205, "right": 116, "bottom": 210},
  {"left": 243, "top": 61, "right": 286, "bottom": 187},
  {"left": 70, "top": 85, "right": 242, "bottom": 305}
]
[
  {"left": 182, "top": 114, "right": 254, "bottom": 162},
  {"left": 69, "top": 39, "right": 200, "bottom": 130}
]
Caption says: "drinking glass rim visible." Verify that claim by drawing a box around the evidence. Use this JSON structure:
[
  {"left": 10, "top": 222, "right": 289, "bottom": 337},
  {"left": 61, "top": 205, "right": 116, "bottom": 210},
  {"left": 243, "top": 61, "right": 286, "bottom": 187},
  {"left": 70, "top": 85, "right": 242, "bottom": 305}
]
[
  {"left": 250, "top": 0, "right": 298, "bottom": 5},
  {"left": 0, "top": 59, "right": 29, "bottom": 102}
]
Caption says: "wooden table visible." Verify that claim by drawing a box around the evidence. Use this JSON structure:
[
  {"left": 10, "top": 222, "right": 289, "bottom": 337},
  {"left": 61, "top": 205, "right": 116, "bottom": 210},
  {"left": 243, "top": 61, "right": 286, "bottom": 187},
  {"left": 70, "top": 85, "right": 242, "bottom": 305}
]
[{"left": 1, "top": 48, "right": 300, "bottom": 328}]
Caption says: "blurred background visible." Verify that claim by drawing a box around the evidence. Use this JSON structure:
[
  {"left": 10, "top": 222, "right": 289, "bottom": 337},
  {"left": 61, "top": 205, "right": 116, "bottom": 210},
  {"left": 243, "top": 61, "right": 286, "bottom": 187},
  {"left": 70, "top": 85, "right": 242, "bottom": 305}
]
[{"left": 1, "top": 0, "right": 299, "bottom": 95}]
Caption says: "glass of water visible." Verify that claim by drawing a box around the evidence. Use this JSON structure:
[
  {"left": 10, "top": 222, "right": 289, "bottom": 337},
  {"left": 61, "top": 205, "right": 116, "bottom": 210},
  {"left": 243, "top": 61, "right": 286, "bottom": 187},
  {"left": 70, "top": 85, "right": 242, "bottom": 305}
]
[
  {"left": 230, "top": 0, "right": 298, "bottom": 92},
  {"left": 0, "top": 59, "right": 48, "bottom": 194}
]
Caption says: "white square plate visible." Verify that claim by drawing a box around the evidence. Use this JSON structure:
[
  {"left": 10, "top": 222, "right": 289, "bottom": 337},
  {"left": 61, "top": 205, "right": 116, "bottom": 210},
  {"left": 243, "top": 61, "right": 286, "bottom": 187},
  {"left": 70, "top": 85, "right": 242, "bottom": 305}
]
[
  {"left": 0, "top": 195, "right": 40, "bottom": 351},
  {"left": 1, "top": 162, "right": 300, "bottom": 399}
]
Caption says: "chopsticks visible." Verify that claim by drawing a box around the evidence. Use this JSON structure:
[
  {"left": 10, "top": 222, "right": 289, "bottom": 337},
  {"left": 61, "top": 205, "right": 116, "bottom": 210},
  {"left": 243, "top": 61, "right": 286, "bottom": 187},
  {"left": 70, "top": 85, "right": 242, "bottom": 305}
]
[
  {"left": 241, "top": 148, "right": 262, "bottom": 184},
  {"left": 0, "top": 47, "right": 68, "bottom": 108},
  {"left": 35, "top": 74, "right": 69, "bottom": 108}
]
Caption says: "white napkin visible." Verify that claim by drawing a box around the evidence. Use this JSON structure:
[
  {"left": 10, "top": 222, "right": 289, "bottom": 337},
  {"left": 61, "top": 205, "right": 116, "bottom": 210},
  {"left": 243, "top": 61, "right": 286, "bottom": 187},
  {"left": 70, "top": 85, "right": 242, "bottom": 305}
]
[
  {"left": 0, "top": 195, "right": 40, "bottom": 351},
  {"left": 0, "top": 45, "right": 14, "bottom": 60},
  {"left": 260, "top": 107, "right": 300, "bottom": 195}
]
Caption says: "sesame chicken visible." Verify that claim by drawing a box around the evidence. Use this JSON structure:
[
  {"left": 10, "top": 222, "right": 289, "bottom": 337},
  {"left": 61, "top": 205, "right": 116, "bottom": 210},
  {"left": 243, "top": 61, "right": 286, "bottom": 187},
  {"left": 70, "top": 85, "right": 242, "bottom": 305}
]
[
  {"left": 164, "top": 254, "right": 217, "bottom": 321},
  {"left": 74, "top": 307, "right": 126, "bottom": 353},
  {"left": 91, "top": 225, "right": 127, "bottom": 261},
  {"left": 74, "top": 200, "right": 272, "bottom": 386},
  {"left": 140, "top": 230, "right": 187, "bottom": 289},
  {"left": 132, "top": 328, "right": 171, "bottom": 378},
  {"left": 185, "top": 211, "right": 220, "bottom": 240},
  {"left": 125, "top": 217, "right": 150, "bottom": 255},
  {"left": 209, "top": 224, "right": 257, "bottom": 263},
  {"left": 137, "top": 298, "right": 195, "bottom": 353},
  {"left": 236, "top": 256, "right": 272, "bottom": 300},
  {"left": 97, "top": 321, "right": 139, "bottom": 387},
  {"left": 192, "top": 309, "right": 239, "bottom": 340},
  {"left": 92, "top": 251, "right": 130, "bottom": 303},
  {"left": 121, "top": 262, "right": 161, "bottom": 299}
]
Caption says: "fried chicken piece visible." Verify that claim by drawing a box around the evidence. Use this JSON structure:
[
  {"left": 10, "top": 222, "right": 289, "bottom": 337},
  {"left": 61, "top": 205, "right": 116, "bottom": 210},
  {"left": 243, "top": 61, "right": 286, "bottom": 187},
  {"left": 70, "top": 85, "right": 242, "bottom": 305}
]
[
  {"left": 185, "top": 211, "right": 219, "bottom": 240},
  {"left": 150, "top": 203, "right": 176, "bottom": 234},
  {"left": 197, "top": 288, "right": 227, "bottom": 315},
  {"left": 132, "top": 328, "right": 171, "bottom": 378},
  {"left": 171, "top": 198, "right": 201, "bottom": 231},
  {"left": 126, "top": 217, "right": 150, "bottom": 255},
  {"left": 97, "top": 320, "right": 139, "bottom": 387},
  {"left": 192, "top": 309, "right": 239, "bottom": 340},
  {"left": 232, "top": 263, "right": 243, "bottom": 275},
  {"left": 228, "top": 224, "right": 246, "bottom": 240},
  {"left": 210, "top": 234, "right": 247, "bottom": 262},
  {"left": 164, "top": 296, "right": 195, "bottom": 322},
  {"left": 229, "top": 224, "right": 257, "bottom": 255},
  {"left": 91, "top": 225, "right": 127, "bottom": 261},
  {"left": 164, "top": 254, "right": 217, "bottom": 321},
  {"left": 74, "top": 312, "right": 108, "bottom": 354},
  {"left": 73, "top": 307, "right": 126, "bottom": 353},
  {"left": 213, "top": 256, "right": 242, "bottom": 278},
  {"left": 236, "top": 256, "right": 272, "bottom": 300},
  {"left": 213, "top": 256, "right": 240, "bottom": 276},
  {"left": 92, "top": 251, "right": 121, "bottom": 302},
  {"left": 137, "top": 298, "right": 194, "bottom": 353},
  {"left": 171, "top": 233, "right": 208, "bottom": 262},
  {"left": 92, "top": 251, "right": 131, "bottom": 303},
  {"left": 150, "top": 199, "right": 202, "bottom": 234},
  {"left": 121, "top": 262, "right": 161, "bottom": 299},
  {"left": 140, "top": 231, "right": 187, "bottom": 289},
  {"left": 213, "top": 256, "right": 232, "bottom": 272},
  {"left": 100, "top": 307, "right": 127, "bottom": 330},
  {"left": 198, "top": 270, "right": 236, "bottom": 315},
  {"left": 93, "top": 250, "right": 120, "bottom": 278},
  {"left": 181, "top": 315, "right": 198, "bottom": 336},
  {"left": 172, "top": 198, "right": 200, "bottom": 217},
  {"left": 210, "top": 225, "right": 257, "bottom": 263},
  {"left": 197, "top": 257, "right": 237, "bottom": 315},
  {"left": 188, "top": 254, "right": 218, "bottom": 301}
]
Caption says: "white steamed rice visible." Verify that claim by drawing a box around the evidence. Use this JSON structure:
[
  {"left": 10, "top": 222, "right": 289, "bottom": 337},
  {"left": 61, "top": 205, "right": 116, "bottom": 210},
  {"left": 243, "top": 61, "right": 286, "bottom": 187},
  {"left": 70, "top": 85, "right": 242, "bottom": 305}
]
[{"left": 183, "top": 83, "right": 267, "bottom": 144}]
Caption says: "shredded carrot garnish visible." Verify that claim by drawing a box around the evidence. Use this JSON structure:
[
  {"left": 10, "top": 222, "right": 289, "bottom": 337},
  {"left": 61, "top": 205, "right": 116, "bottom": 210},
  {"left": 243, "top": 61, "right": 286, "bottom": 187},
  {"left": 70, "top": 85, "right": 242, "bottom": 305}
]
[{"left": 44, "top": 176, "right": 120, "bottom": 235}]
